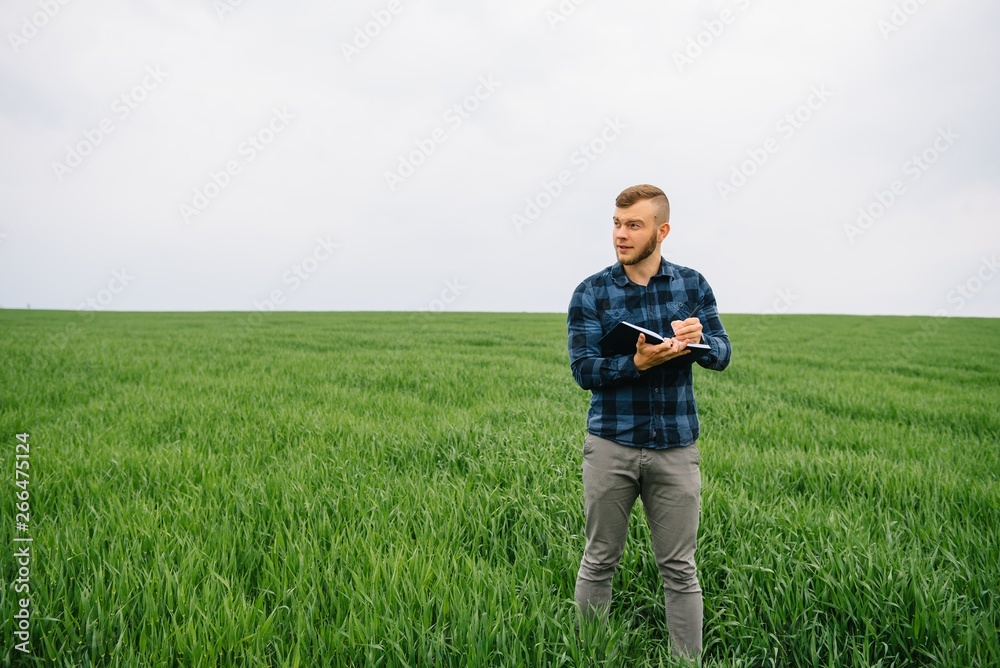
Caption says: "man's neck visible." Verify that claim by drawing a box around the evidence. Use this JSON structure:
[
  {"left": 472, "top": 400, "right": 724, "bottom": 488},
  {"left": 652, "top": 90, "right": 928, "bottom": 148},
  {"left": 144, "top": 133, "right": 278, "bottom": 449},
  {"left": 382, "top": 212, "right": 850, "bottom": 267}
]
[{"left": 622, "top": 252, "right": 662, "bottom": 286}]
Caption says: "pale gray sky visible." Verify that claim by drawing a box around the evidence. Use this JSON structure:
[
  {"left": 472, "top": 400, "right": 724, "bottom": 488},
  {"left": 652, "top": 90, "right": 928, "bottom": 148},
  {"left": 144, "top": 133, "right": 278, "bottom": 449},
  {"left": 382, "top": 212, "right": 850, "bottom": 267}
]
[{"left": 2, "top": 0, "right": 998, "bottom": 317}]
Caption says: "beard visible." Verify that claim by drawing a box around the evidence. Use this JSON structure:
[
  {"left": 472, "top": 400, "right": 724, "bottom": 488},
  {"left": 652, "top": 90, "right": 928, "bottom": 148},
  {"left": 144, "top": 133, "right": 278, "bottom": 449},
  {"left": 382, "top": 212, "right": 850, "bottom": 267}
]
[{"left": 618, "top": 231, "right": 659, "bottom": 266}]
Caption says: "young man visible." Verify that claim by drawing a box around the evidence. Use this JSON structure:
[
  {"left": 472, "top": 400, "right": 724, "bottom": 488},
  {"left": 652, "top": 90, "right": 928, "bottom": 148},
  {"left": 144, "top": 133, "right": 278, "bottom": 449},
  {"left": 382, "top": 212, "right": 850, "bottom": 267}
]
[{"left": 567, "top": 184, "right": 731, "bottom": 658}]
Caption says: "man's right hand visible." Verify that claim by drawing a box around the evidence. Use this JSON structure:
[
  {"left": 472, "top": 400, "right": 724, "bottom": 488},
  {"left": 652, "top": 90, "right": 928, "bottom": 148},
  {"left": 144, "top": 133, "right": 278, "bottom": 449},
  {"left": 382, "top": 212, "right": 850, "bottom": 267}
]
[{"left": 633, "top": 333, "right": 690, "bottom": 371}]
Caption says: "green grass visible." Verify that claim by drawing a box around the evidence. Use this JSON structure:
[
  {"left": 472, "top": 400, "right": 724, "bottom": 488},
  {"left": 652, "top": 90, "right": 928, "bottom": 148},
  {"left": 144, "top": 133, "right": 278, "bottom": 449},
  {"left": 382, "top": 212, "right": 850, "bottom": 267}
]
[{"left": 1, "top": 310, "right": 998, "bottom": 667}]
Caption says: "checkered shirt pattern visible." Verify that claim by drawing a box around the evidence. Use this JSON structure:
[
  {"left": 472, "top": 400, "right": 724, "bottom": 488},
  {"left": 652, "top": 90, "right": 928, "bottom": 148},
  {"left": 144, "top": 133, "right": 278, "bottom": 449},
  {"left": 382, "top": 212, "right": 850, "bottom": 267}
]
[{"left": 568, "top": 258, "right": 732, "bottom": 449}]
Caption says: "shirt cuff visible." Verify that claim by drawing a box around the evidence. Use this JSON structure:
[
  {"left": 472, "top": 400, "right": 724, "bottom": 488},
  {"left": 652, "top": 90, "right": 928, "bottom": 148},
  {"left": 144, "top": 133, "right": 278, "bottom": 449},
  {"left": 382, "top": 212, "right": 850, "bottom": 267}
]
[{"left": 700, "top": 335, "right": 718, "bottom": 366}]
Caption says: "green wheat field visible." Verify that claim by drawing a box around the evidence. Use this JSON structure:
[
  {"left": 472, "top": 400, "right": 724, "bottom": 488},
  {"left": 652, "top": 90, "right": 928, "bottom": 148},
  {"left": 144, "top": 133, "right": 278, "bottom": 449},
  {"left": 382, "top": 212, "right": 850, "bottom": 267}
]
[{"left": 1, "top": 310, "right": 998, "bottom": 667}]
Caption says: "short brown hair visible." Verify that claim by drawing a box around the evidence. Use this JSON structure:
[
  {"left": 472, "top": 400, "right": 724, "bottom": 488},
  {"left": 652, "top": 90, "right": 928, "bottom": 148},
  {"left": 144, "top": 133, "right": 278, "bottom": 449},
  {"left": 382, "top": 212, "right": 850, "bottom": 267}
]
[{"left": 615, "top": 184, "right": 669, "bottom": 224}]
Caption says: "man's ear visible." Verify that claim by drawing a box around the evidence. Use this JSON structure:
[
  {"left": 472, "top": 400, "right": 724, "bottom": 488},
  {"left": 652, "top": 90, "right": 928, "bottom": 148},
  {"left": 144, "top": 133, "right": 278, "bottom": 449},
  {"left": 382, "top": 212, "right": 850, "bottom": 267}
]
[{"left": 657, "top": 222, "right": 671, "bottom": 243}]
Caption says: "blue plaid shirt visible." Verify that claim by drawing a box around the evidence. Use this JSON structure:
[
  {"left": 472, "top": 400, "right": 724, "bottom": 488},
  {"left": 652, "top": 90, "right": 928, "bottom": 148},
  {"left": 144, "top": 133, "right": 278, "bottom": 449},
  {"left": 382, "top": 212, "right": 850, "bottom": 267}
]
[{"left": 568, "top": 258, "right": 731, "bottom": 449}]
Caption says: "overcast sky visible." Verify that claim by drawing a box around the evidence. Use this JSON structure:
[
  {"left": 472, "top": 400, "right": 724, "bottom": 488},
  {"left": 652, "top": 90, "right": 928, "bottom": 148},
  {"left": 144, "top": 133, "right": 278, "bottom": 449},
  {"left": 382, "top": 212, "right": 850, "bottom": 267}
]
[{"left": 1, "top": 0, "right": 998, "bottom": 317}]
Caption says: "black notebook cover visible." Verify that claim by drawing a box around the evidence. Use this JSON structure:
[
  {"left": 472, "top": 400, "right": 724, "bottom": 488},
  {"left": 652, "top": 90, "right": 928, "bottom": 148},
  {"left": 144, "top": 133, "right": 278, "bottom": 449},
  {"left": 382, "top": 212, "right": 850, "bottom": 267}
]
[{"left": 598, "top": 321, "right": 711, "bottom": 364}]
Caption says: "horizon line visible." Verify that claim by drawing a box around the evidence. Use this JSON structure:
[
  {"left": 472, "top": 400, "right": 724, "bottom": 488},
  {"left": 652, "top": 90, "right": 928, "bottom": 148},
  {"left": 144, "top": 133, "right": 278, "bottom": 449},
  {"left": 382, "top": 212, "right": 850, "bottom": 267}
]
[{"left": 1, "top": 308, "right": 998, "bottom": 320}]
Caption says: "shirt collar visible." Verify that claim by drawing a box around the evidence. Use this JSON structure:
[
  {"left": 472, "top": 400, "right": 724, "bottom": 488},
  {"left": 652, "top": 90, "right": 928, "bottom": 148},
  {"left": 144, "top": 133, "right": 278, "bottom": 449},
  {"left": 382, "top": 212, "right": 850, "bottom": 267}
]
[{"left": 611, "top": 257, "right": 676, "bottom": 287}]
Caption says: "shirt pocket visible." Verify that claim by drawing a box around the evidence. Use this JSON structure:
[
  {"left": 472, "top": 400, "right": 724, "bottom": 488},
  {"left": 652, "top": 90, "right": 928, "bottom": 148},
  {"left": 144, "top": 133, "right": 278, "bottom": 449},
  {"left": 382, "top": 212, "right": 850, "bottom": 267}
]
[
  {"left": 660, "top": 301, "right": 692, "bottom": 331},
  {"left": 600, "top": 307, "right": 630, "bottom": 333}
]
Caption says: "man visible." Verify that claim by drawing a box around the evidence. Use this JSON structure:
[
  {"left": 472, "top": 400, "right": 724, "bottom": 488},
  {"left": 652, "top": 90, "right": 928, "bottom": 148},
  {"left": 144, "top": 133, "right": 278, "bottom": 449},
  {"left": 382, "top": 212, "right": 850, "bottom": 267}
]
[{"left": 567, "top": 184, "right": 731, "bottom": 658}]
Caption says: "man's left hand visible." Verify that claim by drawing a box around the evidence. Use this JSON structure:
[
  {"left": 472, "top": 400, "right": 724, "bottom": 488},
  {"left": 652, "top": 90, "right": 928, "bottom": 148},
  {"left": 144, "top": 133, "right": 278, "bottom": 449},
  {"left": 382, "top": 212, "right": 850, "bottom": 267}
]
[{"left": 670, "top": 317, "right": 703, "bottom": 344}]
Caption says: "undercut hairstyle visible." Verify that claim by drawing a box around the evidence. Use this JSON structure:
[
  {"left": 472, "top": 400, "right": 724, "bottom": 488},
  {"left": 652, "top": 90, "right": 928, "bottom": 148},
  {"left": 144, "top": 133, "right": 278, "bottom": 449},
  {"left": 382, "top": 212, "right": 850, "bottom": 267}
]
[{"left": 616, "top": 184, "right": 670, "bottom": 225}]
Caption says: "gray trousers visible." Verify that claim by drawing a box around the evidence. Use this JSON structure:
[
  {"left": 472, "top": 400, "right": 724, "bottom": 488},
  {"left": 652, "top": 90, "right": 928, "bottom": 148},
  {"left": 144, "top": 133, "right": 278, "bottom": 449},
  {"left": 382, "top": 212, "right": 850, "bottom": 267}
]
[{"left": 575, "top": 433, "right": 703, "bottom": 658}]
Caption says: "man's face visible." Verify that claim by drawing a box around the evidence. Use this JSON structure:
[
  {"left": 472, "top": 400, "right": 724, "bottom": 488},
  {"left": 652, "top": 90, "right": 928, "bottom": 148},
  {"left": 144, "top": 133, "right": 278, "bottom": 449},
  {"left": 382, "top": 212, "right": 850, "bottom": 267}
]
[{"left": 613, "top": 199, "right": 666, "bottom": 266}]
